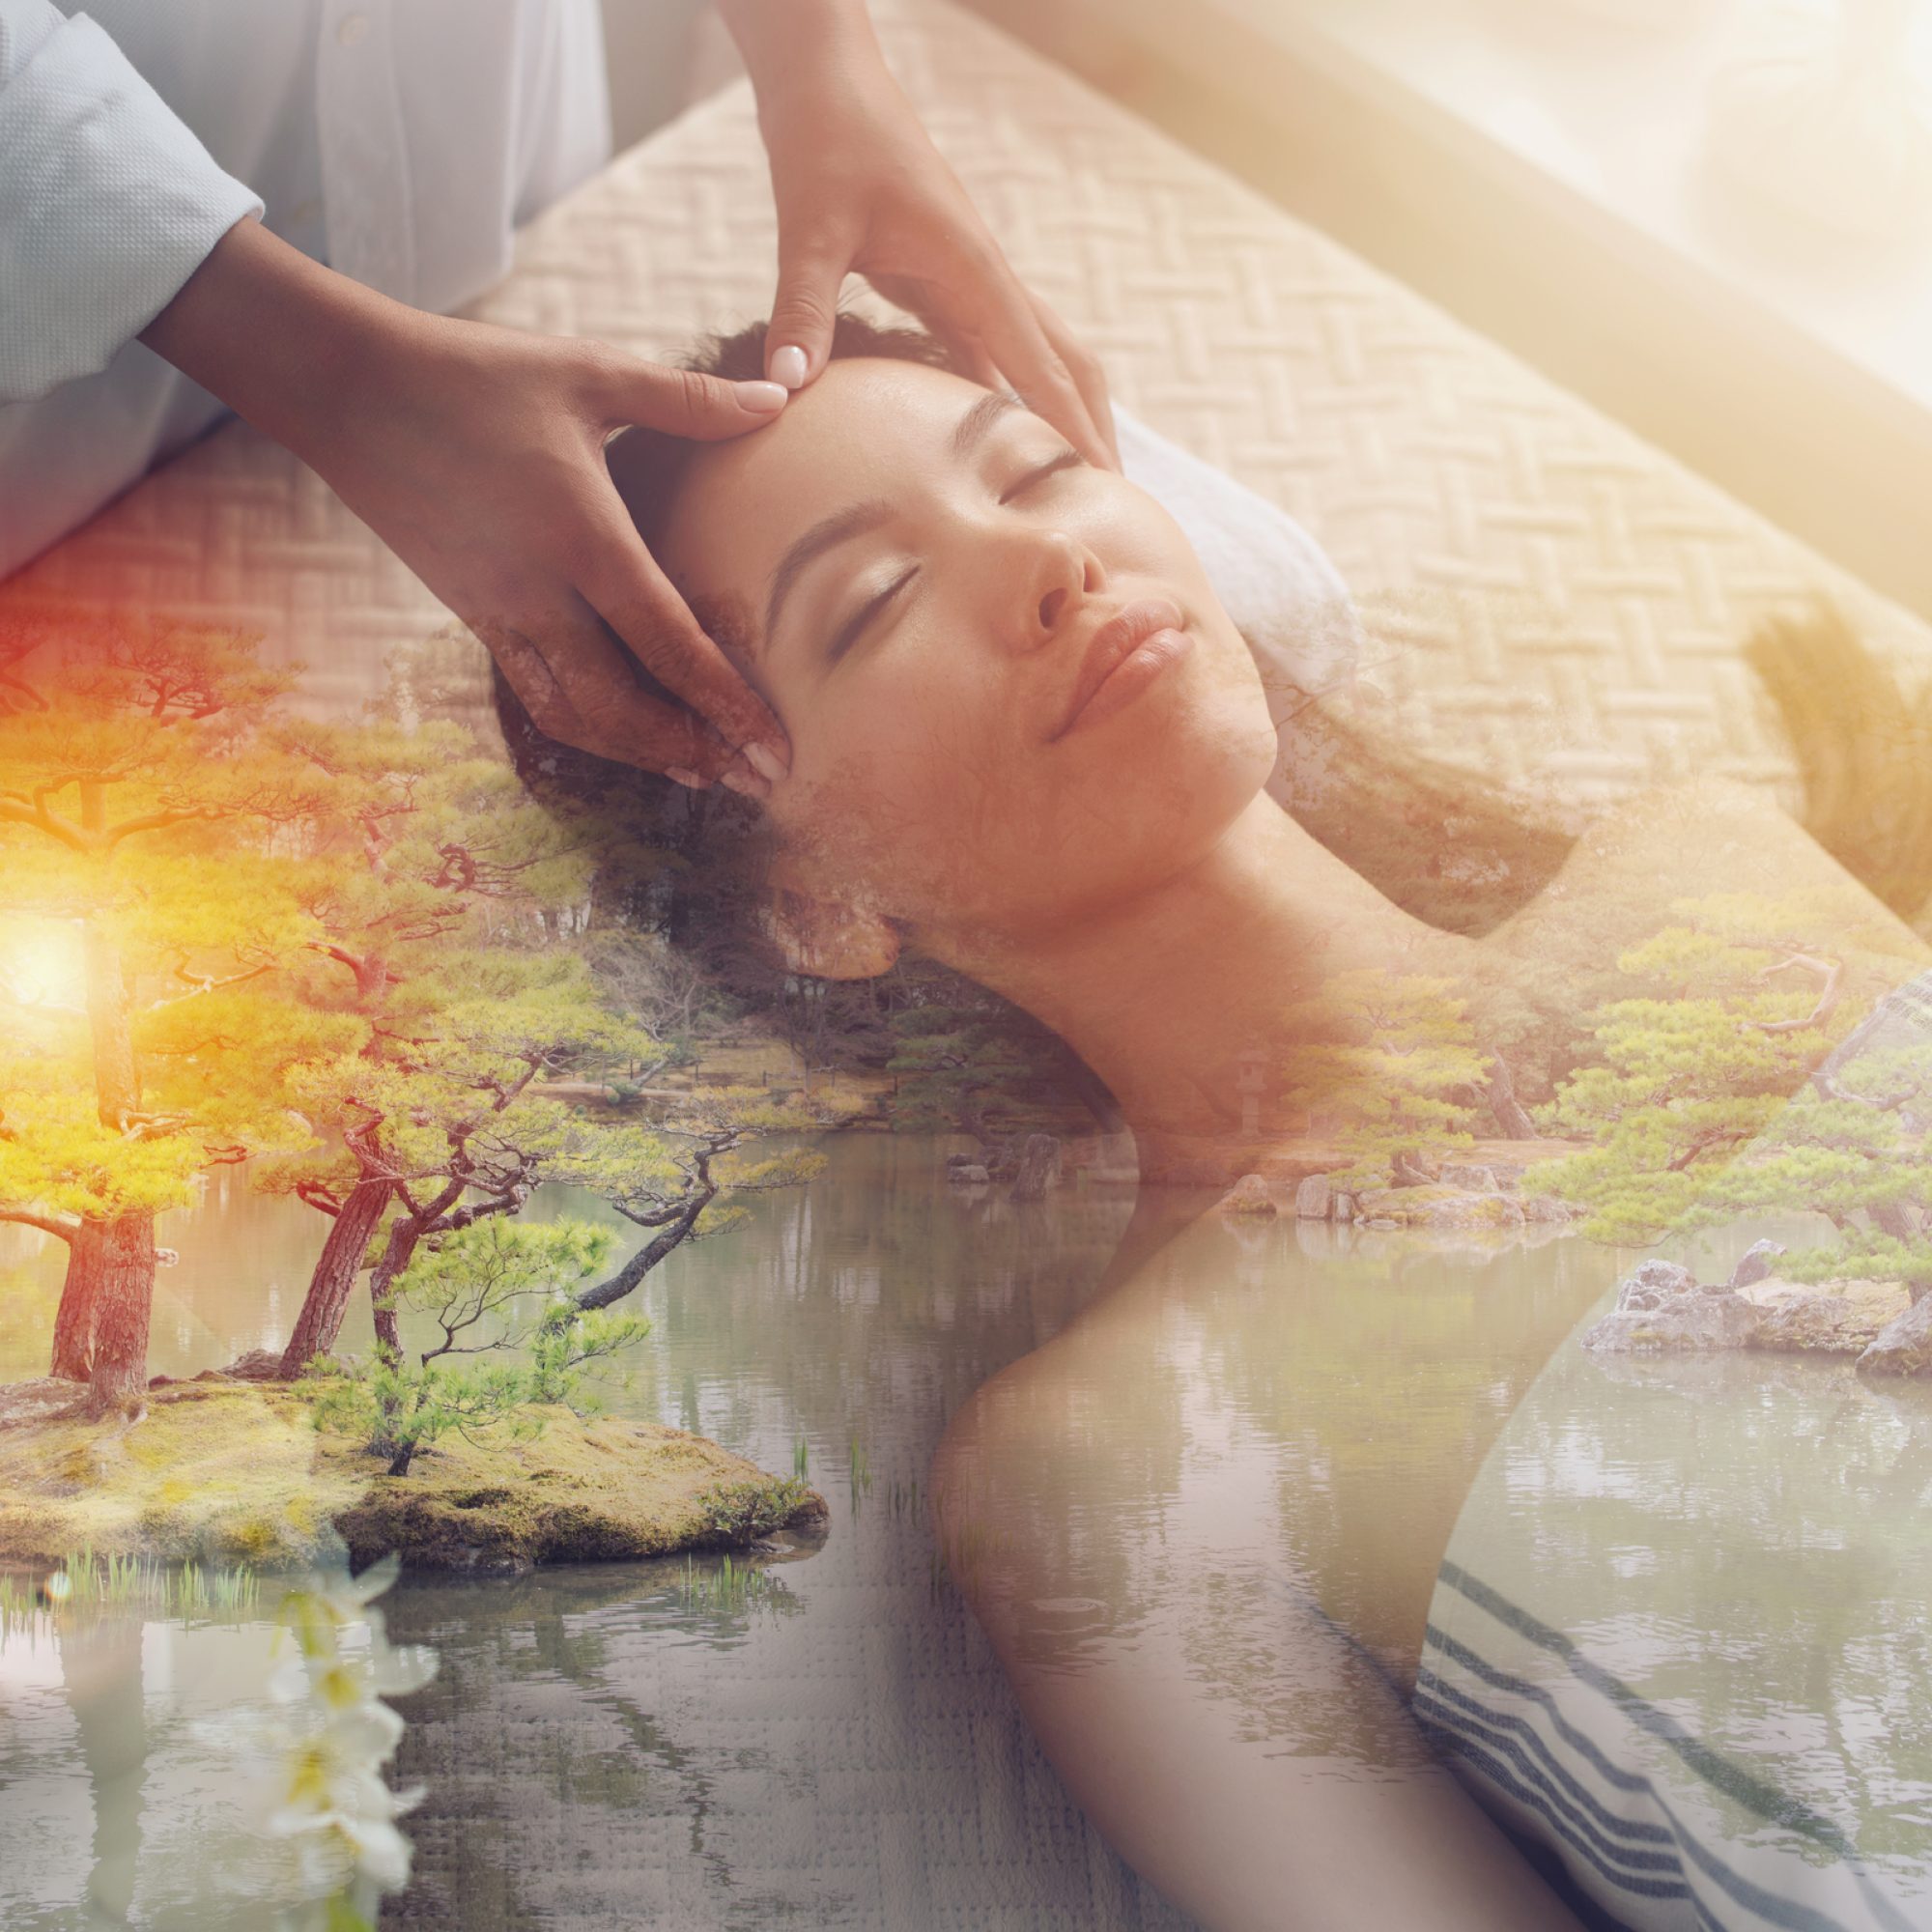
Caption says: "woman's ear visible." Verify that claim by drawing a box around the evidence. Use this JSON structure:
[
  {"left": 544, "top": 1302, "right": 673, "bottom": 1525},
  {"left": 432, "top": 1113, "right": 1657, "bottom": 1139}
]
[{"left": 759, "top": 886, "right": 901, "bottom": 980}]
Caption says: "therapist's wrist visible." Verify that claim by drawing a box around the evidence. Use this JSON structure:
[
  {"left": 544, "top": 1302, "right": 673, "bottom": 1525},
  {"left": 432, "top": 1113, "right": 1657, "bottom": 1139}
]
[
  {"left": 717, "top": 0, "right": 883, "bottom": 102},
  {"left": 137, "top": 213, "right": 410, "bottom": 461}
]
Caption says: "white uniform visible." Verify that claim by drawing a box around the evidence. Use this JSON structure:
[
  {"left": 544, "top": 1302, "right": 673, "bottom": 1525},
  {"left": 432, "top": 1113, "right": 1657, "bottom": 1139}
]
[{"left": 0, "top": 0, "right": 612, "bottom": 579}]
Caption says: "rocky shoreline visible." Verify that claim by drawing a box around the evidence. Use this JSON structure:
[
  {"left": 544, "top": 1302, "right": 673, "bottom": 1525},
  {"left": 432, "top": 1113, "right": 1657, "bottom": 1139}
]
[
  {"left": 1215, "top": 1157, "right": 1584, "bottom": 1234},
  {"left": 1581, "top": 1240, "right": 1932, "bottom": 1376}
]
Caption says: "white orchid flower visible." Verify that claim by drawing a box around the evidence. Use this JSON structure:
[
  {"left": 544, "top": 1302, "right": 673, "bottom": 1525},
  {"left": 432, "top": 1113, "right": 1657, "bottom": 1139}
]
[{"left": 193, "top": 1557, "right": 438, "bottom": 1920}]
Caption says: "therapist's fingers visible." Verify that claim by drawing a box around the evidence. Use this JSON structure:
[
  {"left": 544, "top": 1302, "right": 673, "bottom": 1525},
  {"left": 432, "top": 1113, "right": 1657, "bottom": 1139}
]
[
  {"left": 474, "top": 607, "right": 735, "bottom": 782},
  {"left": 938, "top": 269, "right": 1118, "bottom": 471},
  {"left": 1026, "top": 289, "right": 1120, "bottom": 469},
  {"left": 765, "top": 233, "right": 851, "bottom": 389},
  {"left": 583, "top": 347, "right": 791, "bottom": 440},
  {"left": 571, "top": 505, "right": 788, "bottom": 782},
  {"left": 866, "top": 270, "right": 1004, "bottom": 389}
]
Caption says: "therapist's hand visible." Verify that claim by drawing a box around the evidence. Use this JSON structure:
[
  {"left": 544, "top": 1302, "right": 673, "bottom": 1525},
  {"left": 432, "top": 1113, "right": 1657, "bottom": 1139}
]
[
  {"left": 139, "top": 216, "right": 790, "bottom": 792},
  {"left": 719, "top": 0, "right": 1120, "bottom": 470}
]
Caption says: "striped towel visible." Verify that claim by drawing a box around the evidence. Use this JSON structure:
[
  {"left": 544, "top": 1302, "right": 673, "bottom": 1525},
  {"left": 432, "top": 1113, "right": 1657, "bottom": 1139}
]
[{"left": 1417, "top": 966, "right": 1932, "bottom": 1932}]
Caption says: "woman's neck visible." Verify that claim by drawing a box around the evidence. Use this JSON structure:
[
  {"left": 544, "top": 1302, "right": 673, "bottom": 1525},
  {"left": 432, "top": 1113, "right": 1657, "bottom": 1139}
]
[{"left": 949, "top": 793, "right": 1489, "bottom": 1173}]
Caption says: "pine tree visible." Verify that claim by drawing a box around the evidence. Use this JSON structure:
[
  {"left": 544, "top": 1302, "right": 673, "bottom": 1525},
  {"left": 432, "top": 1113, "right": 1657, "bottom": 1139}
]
[
  {"left": 0, "top": 616, "right": 333, "bottom": 1408},
  {"left": 1524, "top": 890, "right": 1927, "bottom": 1249},
  {"left": 1277, "top": 969, "right": 1492, "bottom": 1190}
]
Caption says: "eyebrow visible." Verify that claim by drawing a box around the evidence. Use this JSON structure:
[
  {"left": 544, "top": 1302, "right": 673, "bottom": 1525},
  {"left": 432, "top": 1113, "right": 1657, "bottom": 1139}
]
[
  {"left": 951, "top": 386, "right": 1024, "bottom": 460},
  {"left": 762, "top": 498, "right": 892, "bottom": 649},
  {"left": 760, "top": 387, "right": 1028, "bottom": 651}
]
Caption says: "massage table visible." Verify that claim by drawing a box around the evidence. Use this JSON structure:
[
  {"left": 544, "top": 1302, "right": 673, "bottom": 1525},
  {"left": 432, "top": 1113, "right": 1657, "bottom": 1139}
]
[{"left": 8, "top": 2, "right": 1929, "bottom": 1922}]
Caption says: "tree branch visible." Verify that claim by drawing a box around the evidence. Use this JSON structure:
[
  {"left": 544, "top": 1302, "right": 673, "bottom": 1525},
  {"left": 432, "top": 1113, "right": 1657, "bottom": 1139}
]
[{"left": 0, "top": 1207, "right": 80, "bottom": 1243}]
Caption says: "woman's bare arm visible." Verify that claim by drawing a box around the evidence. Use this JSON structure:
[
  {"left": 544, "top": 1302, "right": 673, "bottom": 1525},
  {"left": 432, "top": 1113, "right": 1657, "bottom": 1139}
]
[{"left": 930, "top": 1313, "right": 1594, "bottom": 1932}]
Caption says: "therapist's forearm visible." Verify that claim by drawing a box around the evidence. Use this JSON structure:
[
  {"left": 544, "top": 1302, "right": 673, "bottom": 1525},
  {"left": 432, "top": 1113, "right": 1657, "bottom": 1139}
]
[
  {"left": 137, "top": 213, "right": 400, "bottom": 461},
  {"left": 716, "top": 0, "right": 883, "bottom": 98}
]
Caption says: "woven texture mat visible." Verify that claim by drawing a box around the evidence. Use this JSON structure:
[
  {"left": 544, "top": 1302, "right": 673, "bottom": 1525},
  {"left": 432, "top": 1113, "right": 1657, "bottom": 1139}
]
[{"left": 8, "top": 0, "right": 1927, "bottom": 809}]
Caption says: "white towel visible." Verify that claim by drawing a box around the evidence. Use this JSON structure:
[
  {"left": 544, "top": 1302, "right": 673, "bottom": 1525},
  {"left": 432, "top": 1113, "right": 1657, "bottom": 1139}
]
[{"left": 1114, "top": 405, "right": 1361, "bottom": 754}]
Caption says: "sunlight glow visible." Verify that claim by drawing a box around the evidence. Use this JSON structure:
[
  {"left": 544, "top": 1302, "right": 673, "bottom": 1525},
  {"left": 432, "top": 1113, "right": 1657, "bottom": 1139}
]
[{"left": 0, "top": 921, "right": 85, "bottom": 1015}]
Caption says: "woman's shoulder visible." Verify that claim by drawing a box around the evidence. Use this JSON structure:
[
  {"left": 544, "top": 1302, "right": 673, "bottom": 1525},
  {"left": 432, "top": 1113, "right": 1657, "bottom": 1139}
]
[{"left": 1484, "top": 774, "right": 1932, "bottom": 974}]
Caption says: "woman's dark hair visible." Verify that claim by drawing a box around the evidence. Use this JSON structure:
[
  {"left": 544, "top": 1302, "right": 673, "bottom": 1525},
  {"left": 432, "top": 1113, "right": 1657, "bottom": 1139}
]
[{"left": 495, "top": 311, "right": 1932, "bottom": 1061}]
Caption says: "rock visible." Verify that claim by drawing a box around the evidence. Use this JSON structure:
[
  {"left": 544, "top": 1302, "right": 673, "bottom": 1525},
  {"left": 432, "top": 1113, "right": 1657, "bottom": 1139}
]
[
  {"left": 1436, "top": 1163, "right": 1499, "bottom": 1192},
  {"left": 1522, "top": 1194, "right": 1575, "bottom": 1223},
  {"left": 1012, "top": 1133, "right": 1063, "bottom": 1202},
  {"left": 221, "top": 1349, "right": 288, "bottom": 1381},
  {"left": 945, "top": 1151, "right": 979, "bottom": 1168},
  {"left": 1361, "top": 1216, "right": 1401, "bottom": 1231},
  {"left": 1293, "top": 1174, "right": 1331, "bottom": 1220},
  {"left": 1629, "top": 1260, "right": 1697, "bottom": 1297},
  {"left": 1858, "top": 1294, "right": 1932, "bottom": 1377},
  {"left": 1219, "top": 1173, "right": 1277, "bottom": 1218},
  {"left": 1353, "top": 1184, "right": 1524, "bottom": 1232},
  {"left": 1727, "top": 1239, "right": 1786, "bottom": 1292},
  {"left": 947, "top": 1163, "right": 990, "bottom": 1185},
  {"left": 1750, "top": 1285, "right": 1908, "bottom": 1354},
  {"left": 1332, "top": 1192, "right": 1355, "bottom": 1224},
  {"left": 1613, "top": 1261, "right": 1697, "bottom": 1311},
  {"left": 1582, "top": 1293, "right": 1763, "bottom": 1353}
]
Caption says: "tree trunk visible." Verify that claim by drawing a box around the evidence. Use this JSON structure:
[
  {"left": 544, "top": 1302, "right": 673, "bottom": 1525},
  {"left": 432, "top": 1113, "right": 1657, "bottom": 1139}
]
[
  {"left": 75, "top": 848, "right": 156, "bottom": 1407},
  {"left": 82, "top": 1211, "right": 156, "bottom": 1414},
  {"left": 578, "top": 1197, "right": 708, "bottom": 1312},
  {"left": 49, "top": 1220, "right": 101, "bottom": 1381},
  {"left": 1013, "top": 1133, "right": 1063, "bottom": 1202},
  {"left": 1871, "top": 1199, "right": 1918, "bottom": 1244},
  {"left": 1484, "top": 1050, "right": 1540, "bottom": 1140},
  {"left": 278, "top": 1176, "right": 391, "bottom": 1378},
  {"left": 368, "top": 1211, "right": 429, "bottom": 1354}
]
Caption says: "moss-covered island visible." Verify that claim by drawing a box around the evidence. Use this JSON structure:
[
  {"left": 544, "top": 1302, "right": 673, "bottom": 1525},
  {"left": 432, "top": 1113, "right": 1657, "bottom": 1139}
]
[{"left": 0, "top": 1377, "right": 829, "bottom": 1576}]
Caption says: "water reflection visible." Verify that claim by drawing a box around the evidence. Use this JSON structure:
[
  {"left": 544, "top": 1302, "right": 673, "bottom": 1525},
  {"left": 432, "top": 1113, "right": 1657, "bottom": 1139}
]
[{"left": 8, "top": 1143, "right": 1930, "bottom": 1924}]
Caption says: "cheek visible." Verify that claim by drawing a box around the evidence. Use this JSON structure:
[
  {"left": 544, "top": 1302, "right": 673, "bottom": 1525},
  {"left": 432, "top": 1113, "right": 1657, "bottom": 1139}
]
[{"left": 776, "top": 651, "right": 1019, "bottom": 913}]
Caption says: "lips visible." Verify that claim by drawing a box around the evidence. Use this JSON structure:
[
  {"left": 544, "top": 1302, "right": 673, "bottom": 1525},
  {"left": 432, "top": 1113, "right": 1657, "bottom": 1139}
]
[{"left": 1050, "top": 596, "right": 1187, "bottom": 741}]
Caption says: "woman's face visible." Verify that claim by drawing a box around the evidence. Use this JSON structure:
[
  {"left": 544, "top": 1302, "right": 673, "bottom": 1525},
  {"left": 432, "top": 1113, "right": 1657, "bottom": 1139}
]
[{"left": 655, "top": 355, "right": 1276, "bottom": 952}]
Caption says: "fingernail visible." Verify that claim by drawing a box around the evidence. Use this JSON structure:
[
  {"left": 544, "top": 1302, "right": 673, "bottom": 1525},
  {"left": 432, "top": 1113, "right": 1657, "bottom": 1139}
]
[
  {"left": 736, "top": 380, "right": 789, "bottom": 414},
  {"left": 770, "top": 345, "right": 810, "bottom": 390},
  {"left": 667, "top": 766, "right": 703, "bottom": 788},
  {"left": 743, "top": 740, "right": 787, "bottom": 783},
  {"left": 720, "top": 767, "right": 769, "bottom": 799}
]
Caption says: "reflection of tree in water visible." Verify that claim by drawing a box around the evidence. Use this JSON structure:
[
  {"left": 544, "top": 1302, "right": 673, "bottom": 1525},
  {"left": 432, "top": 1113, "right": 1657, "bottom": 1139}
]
[
  {"left": 581, "top": 1136, "right": 1136, "bottom": 1454},
  {"left": 384, "top": 1559, "right": 809, "bottom": 1929},
  {"left": 59, "top": 1612, "right": 147, "bottom": 1925},
  {"left": 373, "top": 1145, "right": 1158, "bottom": 1930}
]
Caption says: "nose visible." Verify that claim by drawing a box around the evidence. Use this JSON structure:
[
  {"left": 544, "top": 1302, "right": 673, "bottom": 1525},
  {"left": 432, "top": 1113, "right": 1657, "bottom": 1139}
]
[{"left": 1023, "top": 529, "right": 1102, "bottom": 650}]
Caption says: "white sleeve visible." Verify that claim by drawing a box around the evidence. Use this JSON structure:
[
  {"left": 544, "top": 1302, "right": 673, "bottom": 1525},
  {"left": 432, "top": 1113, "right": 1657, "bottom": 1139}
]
[{"left": 0, "top": 1, "right": 266, "bottom": 404}]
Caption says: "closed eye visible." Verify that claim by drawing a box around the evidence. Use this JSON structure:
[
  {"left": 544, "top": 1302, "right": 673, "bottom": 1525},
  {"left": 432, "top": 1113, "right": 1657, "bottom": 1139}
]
[
  {"left": 1000, "top": 444, "right": 1086, "bottom": 502},
  {"left": 826, "top": 565, "right": 917, "bottom": 664}
]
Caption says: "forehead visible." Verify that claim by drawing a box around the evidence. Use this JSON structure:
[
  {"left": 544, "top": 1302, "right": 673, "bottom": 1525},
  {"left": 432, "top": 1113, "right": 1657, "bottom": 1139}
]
[{"left": 659, "top": 357, "right": 995, "bottom": 597}]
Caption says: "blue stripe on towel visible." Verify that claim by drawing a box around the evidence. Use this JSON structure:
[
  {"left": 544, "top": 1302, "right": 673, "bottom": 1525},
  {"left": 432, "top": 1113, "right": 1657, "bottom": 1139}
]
[
  {"left": 1436, "top": 1561, "right": 1854, "bottom": 1853},
  {"left": 1414, "top": 1690, "right": 1695, "bottom": 1905},
  {"left": 1414, "top": 1663, "right": 1683, "bottom": 1870},
  {"left": 1423, "top": 1564, "right": 1920, "bottom": 1932}
]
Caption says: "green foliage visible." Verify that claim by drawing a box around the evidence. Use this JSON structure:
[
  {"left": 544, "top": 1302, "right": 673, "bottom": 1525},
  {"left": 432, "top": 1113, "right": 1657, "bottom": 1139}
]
[
  {"left": 886, "top": 994, "right": 1064, "bottom": 1144},
  {"left": 1525, "top": 894, "right": 1932, "bottom": 1257},
  {"left": 0, "top": 621, "right": 340, "bottom": 1258},
  {"left": 691, "top": 1476, "right": 813, "bottom": 1546},
  {"left": 299, "top": 1220, "right": 648, "bottom": 1475},
  {"left": 0, "top": 1547, "right": 260, "bottom": 1639},
  {"left": 1277, "top": 969, "right": 1490, "bottom": 1188}
]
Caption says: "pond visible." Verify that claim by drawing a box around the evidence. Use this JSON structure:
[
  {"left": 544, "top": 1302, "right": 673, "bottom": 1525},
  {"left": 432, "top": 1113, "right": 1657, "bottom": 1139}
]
[{"left": 3, "top": 1135, "right": 1929, "bottom": 1928}]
